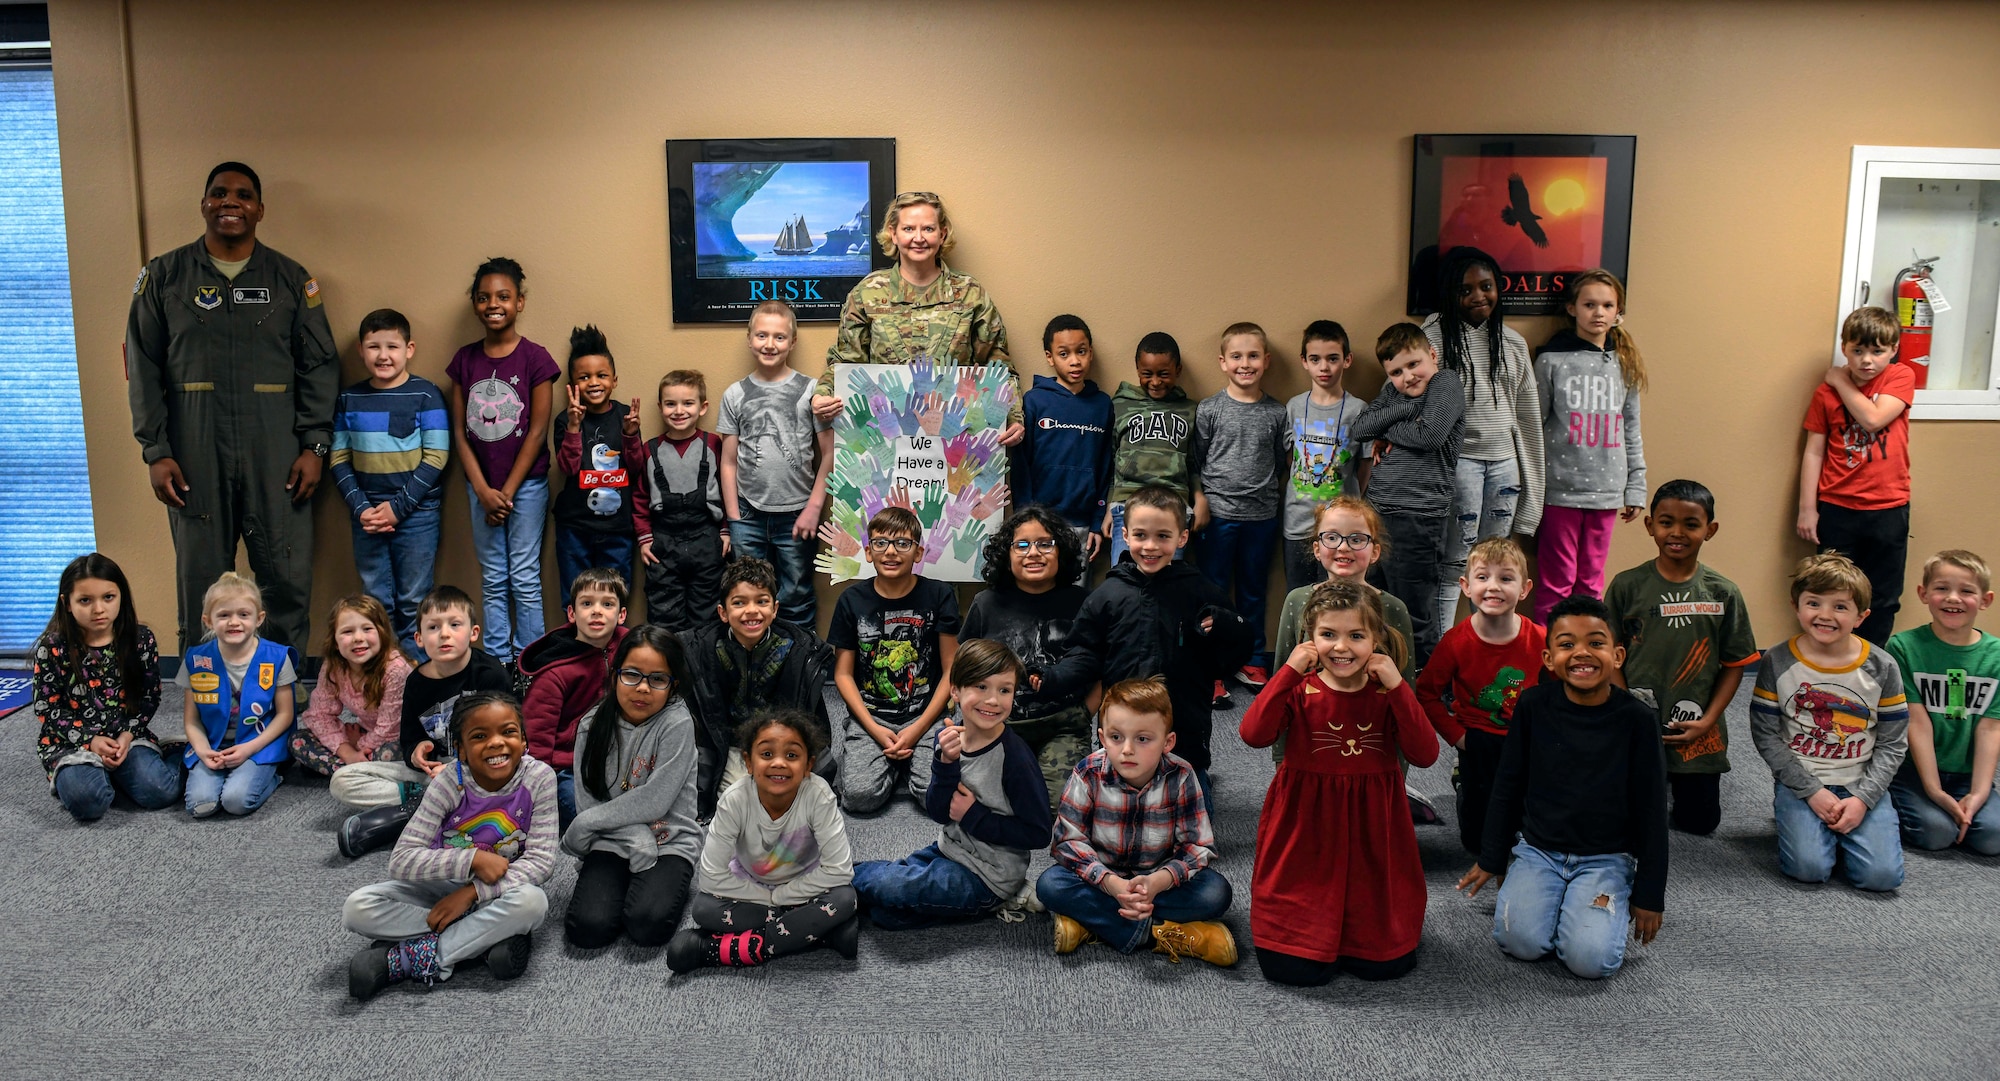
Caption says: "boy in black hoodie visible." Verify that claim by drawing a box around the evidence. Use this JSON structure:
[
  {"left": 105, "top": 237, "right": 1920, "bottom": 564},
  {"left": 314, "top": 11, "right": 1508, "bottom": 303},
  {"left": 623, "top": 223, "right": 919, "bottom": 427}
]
[
  {"left": 677, "top": 558, "right": 839, "bottom": 818},
  {"left": 1037, "top": 487, "right": 1252, "bottom": 798}
]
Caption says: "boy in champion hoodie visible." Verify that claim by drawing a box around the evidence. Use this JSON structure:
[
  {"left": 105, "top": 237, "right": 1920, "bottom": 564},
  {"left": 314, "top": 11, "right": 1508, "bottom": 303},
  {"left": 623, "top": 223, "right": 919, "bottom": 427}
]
[
  {"left": 520, "top": 567, "right": 631, "bottom": 834},
  {"left": 1101, "top": 332, "right": 1205, "bottom": 567},
  {"left": 1012, "top": 315, "right": 1114, "bottom": 565},
  {"left": 1037, "top": 487, "right": 1251, "bottom": 798}
]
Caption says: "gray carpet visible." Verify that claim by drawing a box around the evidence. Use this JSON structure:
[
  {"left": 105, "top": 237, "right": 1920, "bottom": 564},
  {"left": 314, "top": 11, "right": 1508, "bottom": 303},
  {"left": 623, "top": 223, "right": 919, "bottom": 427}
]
[{"left": 4, "top": 680, "right": 1997, "bottom": 1081}]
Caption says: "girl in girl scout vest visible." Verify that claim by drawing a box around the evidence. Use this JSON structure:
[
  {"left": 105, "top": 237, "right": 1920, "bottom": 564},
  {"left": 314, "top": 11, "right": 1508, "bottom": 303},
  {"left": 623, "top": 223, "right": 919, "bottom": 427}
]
[{"left": 178, "top": 572, "right": 299, "bottom": 818}]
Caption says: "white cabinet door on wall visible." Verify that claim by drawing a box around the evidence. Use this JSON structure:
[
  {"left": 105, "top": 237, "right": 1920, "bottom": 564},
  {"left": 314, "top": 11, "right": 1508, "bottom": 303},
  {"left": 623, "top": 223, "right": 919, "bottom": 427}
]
[{"left": 1837, "top": 146, "right": 2000, "bottom": 420}]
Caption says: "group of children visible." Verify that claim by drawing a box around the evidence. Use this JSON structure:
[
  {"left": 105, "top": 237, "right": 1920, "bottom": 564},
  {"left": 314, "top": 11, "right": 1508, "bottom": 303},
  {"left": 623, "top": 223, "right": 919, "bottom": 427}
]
[{"left": 31, "top": 247, "right": 1994, "bottom": 994}]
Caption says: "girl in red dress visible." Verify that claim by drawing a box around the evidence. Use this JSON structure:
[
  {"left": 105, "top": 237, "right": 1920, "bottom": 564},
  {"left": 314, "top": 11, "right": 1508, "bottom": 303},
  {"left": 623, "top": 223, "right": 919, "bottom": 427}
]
[{"left": 1241, "top": 580, "right": 1438, "bottom": 985}]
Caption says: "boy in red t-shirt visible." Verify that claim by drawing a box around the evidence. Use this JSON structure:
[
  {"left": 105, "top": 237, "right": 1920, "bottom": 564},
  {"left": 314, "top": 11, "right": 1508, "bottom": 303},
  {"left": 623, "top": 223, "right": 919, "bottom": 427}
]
[
  {"left": 1796, "top": 307, "right": 1915, "bottom": 645},
  {"left": 1417, "top": 536, "right": 1546, "bottom": 855}
]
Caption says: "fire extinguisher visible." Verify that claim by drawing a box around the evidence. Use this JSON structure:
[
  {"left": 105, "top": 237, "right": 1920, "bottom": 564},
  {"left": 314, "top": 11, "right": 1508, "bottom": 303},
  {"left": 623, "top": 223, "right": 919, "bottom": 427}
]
[{"left": 1893, "top": 255, "right": 1939, "bottom": 389}]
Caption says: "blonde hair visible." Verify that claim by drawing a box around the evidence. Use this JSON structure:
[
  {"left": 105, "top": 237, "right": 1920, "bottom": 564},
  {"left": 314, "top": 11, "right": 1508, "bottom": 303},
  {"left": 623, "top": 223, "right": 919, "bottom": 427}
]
[
  {"left": 1467, "top": 536, "right": 1530, "bottom": 577},
  {"left": 876, "top": 191, "right": 954, "bottom": 259},
  {"left": 322, "top": 594, "right": 407, "bottom": 712},
  {"left": 1219, "top": 321, "right": 1269, "bottom": 355},
  {"left": 658, "top": 369, "right": 707, "bottom": 403},
  {"left": 201, "top": 571, "right": 263, "bottom": 620},
  {"left": 747, "top": 298, "right": 797, "bottom": 341},
  {"left": 1922, "top": 549, "right": 1992, "bottom": 593},
  {"left": 1791, "top": 553, "right": 1871, "bottom": 611},
  {"left": 1300, "top": 579, "right": 1409, "bottom": 674},
  {"left": 1565, "top": 269, "right": 1647, "bottom": 393}
]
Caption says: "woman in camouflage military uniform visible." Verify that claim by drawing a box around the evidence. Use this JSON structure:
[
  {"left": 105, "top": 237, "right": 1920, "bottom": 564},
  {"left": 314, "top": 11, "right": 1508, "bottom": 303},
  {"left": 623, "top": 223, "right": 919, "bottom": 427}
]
[{"left": 811, "top": 191, "right": 1024, "bottom": 445}]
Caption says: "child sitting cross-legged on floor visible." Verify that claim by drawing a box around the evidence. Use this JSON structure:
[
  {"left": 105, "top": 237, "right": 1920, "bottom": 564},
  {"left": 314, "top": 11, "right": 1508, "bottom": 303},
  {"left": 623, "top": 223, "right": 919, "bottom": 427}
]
[
  {"left": 1036, "top": 676, "right": 1236, "bottom": 965},
  {"left": 853, "top": 639, "right": 1054, "bottom": 929},
  {"left": 343, "top": 692, "right": 557, "bottom": 998},
  {"left": 668, "top": 709, "right": 861, "bottom": 972}
]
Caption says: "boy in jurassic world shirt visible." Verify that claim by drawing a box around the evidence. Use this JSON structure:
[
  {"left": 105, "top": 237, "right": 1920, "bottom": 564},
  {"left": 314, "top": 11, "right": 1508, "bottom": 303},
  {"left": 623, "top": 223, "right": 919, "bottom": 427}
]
[{"left": 1606, "top": 480, "right": 1760, "bottom": 836}]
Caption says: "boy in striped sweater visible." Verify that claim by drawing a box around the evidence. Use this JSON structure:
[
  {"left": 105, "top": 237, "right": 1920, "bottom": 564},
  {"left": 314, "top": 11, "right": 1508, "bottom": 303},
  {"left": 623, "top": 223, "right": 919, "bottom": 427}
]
[{"left": 332, "top": 308, "right": 451, "bottom": 655}]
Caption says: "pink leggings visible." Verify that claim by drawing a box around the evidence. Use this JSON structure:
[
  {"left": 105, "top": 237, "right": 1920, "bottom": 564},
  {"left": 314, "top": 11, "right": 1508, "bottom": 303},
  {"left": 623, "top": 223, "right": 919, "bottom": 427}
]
[{"left": 1535, "top": 505, "right": 1616, "bottom": 623}]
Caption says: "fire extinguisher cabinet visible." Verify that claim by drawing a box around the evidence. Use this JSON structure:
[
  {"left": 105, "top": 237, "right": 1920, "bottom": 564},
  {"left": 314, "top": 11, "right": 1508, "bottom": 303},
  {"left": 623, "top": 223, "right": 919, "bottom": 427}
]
[{"left": 1836, "top": 146, "right": 2000, "bottom": 420}]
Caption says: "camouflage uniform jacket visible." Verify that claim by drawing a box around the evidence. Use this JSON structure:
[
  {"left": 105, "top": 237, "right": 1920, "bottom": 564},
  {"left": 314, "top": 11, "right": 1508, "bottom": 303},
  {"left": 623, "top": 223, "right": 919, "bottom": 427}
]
[{"left": 817, "top": 264, "right": 1021, "bottom": 424}]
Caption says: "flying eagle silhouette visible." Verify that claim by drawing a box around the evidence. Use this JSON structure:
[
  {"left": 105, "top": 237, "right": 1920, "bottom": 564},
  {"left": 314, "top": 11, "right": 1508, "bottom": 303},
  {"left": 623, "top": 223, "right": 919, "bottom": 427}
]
[{"left": 1500, "top": 173, "right": 1549, "bottom": 248}]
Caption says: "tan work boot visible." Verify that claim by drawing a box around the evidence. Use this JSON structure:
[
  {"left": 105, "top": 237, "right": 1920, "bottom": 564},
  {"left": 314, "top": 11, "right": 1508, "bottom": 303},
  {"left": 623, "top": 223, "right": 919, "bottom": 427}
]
[
  {"left": 1053, "top": 913, "right": 1097, "bottom": 955},
  {"left": 1151, "top": 919, "right": 1238, "bottom": 966}
]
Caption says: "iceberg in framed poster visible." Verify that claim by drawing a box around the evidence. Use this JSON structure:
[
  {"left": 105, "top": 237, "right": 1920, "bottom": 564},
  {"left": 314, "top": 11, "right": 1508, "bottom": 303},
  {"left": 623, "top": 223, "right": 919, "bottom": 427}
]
[{"left": 667, "top": 138, "right": 897, "bottom": 323}]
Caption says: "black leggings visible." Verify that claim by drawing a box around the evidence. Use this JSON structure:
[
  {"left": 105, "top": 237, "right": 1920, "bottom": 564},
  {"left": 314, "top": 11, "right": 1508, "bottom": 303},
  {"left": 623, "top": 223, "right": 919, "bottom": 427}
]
[
  {"left": 690, "top": 886, "right": 858, "bottom": 958},
  {"left": 1668, "top": 772, "right": 1722, "bottom": 836},
  {"left": 565, "top": 851, "right": 694, "bottom": 949},
  {"left": 1256, "top": 946, "right": 1418, "bottom": 986},
  {"left": 1455, "top": 729, "right": 1508, "bottom": 856}
]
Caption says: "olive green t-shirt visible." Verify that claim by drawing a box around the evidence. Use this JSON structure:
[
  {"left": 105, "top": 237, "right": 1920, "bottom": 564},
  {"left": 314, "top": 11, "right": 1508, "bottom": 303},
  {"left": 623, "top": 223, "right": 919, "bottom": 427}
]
[{"left": 1605, "top": 560, "right": 1760, "bottom": 774}]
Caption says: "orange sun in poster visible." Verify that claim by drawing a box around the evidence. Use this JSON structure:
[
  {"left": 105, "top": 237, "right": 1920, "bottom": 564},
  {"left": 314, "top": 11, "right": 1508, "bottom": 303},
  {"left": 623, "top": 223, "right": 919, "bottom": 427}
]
[{"left": 1437, "top": 156, "right": 1607, "bottom": 273}]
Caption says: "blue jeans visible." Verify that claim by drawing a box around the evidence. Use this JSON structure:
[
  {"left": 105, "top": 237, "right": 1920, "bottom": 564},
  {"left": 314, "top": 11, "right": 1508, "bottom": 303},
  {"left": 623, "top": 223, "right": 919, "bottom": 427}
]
[
  {"left": 1193, "top": 515, "right": 1278, "bottom": 669},
  {"left": 352, "top": 502, "right": 441, "bottom": 656},
  {"left": 1438, "top": 455, "right": 1521, "bottom": 633},
  {"left": 729, "top": 508, "right": 816, "bottom": 627},
  {"left": 467, "top": 476, "right": 549, "bottom": 663},
  {"left": 853, "top": 843, "right": 1000, "bottom": 930},
  {"left": 556, "top": 769, "right": 578, "bottom": 835},
  {"left": 1106, "top": 502, "right": 1188, "bottom": 568},
  {"left": 1491, "top": 839, "right": 1635, "bottom": 980},
  {"left": 53, "top": 745, "right": 182, "bottom": 821},
  {"left": 1774, "top": 782, "right": 1905, "bottom": 890},
  {"left": 185, "top": 758, "right": 283, "bottom": 818},
  {"left": 553, "top": 527, "right": 636, "bottom": 607},
  {"left": 1036, "top": 864, "right": 1233, "bottom": 953},
  {"left": 1889, "top": 768, "right": 2000, "bottom": 855}
]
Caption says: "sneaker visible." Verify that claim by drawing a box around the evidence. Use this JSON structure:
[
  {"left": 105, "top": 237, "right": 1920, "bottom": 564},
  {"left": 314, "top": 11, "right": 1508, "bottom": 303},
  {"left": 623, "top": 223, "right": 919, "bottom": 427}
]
[
  {"left": 1053, "top": 913, "right": 1097, "bottom": 955},
  {"left": 666, "top": 929, "right": 712, "bottom": 974},
  {"left": 1211, "top": 680, "right": 1232, "bottom": 708},
  {"left": 485, "top": 933, "right": 533, "bottom": 981},
  {"left": 1407, "top": 785, "right": 1441, "bottom": 825},
  {"left": 348, "top": 945, "right": 393, "bottom": 1001},
  {"left": 1236, "top": 665, "right": 1269, "bottom": 689},
  {"left": 1151, "top": 919, "right": 1237, "bottom": 966}
]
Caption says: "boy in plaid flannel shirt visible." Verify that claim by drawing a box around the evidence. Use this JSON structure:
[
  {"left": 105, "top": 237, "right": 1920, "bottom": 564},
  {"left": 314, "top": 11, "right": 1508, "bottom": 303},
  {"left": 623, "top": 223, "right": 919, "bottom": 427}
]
[{"left": 1033, "top": 678, "right": 1236, "bottom": 965}]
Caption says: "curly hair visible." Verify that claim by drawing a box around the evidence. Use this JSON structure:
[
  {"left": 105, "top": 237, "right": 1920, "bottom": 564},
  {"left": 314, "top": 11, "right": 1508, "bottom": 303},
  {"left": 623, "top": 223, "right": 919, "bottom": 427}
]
[
  {"left": 733, "top": 708, "right": 830, "bottom": 765},
  {"left": 979, "top": 504, "right": 1084, "bottom": 589}
]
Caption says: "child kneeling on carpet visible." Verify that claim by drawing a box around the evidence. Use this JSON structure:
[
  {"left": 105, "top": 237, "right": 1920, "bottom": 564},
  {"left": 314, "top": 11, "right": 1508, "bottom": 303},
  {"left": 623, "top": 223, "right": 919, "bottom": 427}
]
[
  {"left": 1036, "top": 677, "right": 1235, "bottom": 964},
  {"left": 291, "top": 595, "right": 411, "bottom": 776},
  {"left": 854, "top": 640, "right": 1054, "bottom": 929},
  {"left": 561, "top": 626, "right": 701, "bottom": 950},
  {"left": 1458, "top": 594, "right": 1668, "bottom": 980},
  {"left": 178, "top": 571, "right": 297, "bottom": 818},
  {"left": 344, "top": 692, "right": 557, "bottom": 998},
  {"left": 1243, "top": 580, "right": 1436, "bottom": 985},
  {"left": 668, "top": 709, "right": 860, "bottom": 971}
]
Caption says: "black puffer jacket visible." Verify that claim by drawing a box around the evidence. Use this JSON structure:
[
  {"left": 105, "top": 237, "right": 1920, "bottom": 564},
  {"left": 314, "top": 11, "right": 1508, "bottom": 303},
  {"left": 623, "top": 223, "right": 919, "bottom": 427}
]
[
  {"left": 1036, "top": 559, "right": 1252, "bottom": 770},
  {"left": 679, "top": 619, "right": 838, "bottom": 818}
]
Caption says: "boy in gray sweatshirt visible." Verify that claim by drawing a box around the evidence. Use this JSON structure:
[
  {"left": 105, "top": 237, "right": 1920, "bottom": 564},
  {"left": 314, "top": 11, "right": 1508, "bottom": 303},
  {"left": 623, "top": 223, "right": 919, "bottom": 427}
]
[{"left": 1352, "top": 322, "right": 1466, "bottom": 663}]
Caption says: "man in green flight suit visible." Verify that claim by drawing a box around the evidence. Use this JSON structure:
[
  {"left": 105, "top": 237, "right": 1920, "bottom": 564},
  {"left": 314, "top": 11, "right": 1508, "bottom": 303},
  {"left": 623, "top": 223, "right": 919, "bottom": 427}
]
[{"left": 126, "top": 162, "right": 337, "bottom": 655}]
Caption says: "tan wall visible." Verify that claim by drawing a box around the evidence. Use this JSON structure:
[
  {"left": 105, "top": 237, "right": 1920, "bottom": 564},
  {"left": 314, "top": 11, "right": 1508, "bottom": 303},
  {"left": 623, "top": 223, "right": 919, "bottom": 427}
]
[{"left": 50, "top": 0, "right": 2000, "bottom": 655}]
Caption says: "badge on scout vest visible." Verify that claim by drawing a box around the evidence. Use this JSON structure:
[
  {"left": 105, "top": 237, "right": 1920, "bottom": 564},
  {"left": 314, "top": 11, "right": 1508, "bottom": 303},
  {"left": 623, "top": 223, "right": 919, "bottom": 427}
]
[
  {"left": 258, "top": 663, "right": 275, "bottom": 691},
  {"left": 195, "top": 286, "right": 221, "bottom": 310}
]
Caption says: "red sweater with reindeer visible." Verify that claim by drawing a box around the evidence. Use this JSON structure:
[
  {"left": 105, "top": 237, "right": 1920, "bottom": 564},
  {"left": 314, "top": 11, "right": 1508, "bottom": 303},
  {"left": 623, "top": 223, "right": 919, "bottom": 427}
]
[{"left": 1415, "top": 618, "right": 1548, "bottom": 745}]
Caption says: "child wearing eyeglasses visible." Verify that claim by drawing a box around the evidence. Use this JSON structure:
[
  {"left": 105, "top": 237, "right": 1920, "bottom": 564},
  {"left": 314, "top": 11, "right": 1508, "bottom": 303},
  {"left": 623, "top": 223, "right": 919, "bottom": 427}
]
[
  {"left": 962, "top": 505, "right": 1095, "bottom": 815},
  {"left": 519, "top": 567, "right": 631, "bottom": 833},
  {"left": 830, "top": 507, "right": 960, "bottom": 813}
]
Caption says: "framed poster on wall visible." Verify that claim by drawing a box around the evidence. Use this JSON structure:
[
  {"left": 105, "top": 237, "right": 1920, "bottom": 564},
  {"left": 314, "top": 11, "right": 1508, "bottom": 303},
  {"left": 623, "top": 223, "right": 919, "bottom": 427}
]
[
  {"left": 666, "top": 138, "right": 897, "bottom": 323},
  {"left": 1408, "top": 134, "right": 1636, "bottom": 316}
]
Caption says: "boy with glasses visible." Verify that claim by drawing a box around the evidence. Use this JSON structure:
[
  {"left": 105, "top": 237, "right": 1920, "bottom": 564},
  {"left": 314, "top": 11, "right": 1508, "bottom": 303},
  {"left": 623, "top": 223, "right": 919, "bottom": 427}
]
[{"left": 830, "top": 507, "right": 961, "bottom": 812}]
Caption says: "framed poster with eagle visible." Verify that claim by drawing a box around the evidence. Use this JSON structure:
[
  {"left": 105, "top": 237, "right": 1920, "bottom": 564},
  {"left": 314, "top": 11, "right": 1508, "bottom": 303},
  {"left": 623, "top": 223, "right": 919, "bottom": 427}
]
[{"left": 1407, "top": 134, "right": 1637, "bottom": 316}]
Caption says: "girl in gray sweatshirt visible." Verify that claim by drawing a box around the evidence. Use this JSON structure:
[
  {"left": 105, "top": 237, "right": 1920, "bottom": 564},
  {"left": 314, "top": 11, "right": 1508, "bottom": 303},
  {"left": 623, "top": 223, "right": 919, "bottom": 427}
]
[
  {"left": 560, "top": 626, "right": 704, "bottom": 949},
  {"left": 1532, "top": 270, "right": 1649, "bottom": 624}
]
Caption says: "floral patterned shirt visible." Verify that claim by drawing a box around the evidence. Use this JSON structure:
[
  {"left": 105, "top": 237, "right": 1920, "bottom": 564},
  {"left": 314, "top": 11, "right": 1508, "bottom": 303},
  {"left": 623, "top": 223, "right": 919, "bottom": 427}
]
[{"left": 33, "top": 626, "right": 163, "bottom": 781}]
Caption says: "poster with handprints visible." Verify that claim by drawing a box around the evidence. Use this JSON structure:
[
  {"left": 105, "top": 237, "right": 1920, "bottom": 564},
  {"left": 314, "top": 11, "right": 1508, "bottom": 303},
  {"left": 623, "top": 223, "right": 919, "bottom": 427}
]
[{"left": 816, "top": 361, "right": 1013, "bottom": 583}]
